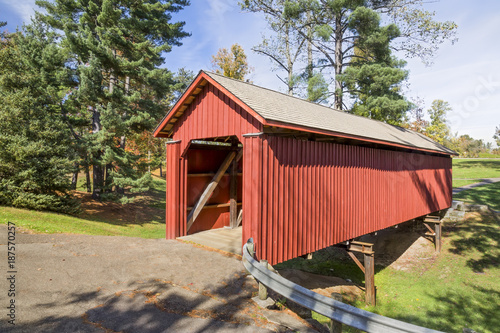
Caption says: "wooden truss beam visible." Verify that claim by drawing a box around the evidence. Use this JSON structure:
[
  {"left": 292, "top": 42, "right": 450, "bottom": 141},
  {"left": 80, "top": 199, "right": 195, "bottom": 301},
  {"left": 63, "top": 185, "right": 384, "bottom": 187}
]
[
  {"left": 236, "top": 209, "right": 243, "bottom": 227},
  {"left": 422, "top": 214, "right": 442, "bottom": 253},
  {"left": 187, "top": 149, "right": 243, "bottom": 231},
  {"left": 344, "top": 240, "right": 376, "bottom": 306}
]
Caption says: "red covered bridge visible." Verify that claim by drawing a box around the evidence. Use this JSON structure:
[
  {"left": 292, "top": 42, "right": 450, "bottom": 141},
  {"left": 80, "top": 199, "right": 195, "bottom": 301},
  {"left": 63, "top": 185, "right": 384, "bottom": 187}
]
[{"left": 154, "top": 70, "right": 454, "bottom": 266}]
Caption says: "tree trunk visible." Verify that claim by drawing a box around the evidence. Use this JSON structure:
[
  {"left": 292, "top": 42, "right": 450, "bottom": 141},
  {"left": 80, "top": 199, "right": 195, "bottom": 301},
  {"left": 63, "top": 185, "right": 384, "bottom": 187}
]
[
  {"left": 71, "top": 163, "right": 79, "bottom": 190},
  {"left": 85, "top": 163, "right": 91, "bottom": 193},
  {"left": 91, "top": 108, "right": 104, "bottom": 200},
  {"left": 334, "top": 15, "right": 343, "bottom": 111},
  {"left": 115, "top": 75, "right": 129, "bottom": 196},
  {"left": 307, "top": 11, "right": 313, "bottom": 81},
  {"left": 105, "top": 164, "right": 113, "bottom": 193}
]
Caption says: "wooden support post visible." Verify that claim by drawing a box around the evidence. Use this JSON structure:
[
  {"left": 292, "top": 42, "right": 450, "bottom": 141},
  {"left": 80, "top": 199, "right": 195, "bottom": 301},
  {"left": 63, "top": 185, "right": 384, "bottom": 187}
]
[
  {"left": 423, "top": 214, "right": 442, "bottom": 253},
  {"left": 229, "top": 159, "right": 238, "bottom": 228},
  {"left": 187, "top": 149, "right": 242, "bottom": 231},
  {"left": 259, "top": 260, "right": 268, "bottom": 300},
  {"left": 435, "top": 222, "right": 442, "bottom": 253},
  {"left": 364, "top": 253, "right": 376, "bottom": 306},
  {"left": 329, "top": 293, "right": 343, "bottom": 333},
  {"left": 345, "top": 240, "right": 375, "bottom": 306}
]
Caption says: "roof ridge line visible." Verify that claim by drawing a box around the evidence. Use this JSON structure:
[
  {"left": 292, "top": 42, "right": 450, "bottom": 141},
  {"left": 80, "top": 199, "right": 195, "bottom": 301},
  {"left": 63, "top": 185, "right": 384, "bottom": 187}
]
[{"left": 203, "top": 70, "right": 415, "bottom": 132}]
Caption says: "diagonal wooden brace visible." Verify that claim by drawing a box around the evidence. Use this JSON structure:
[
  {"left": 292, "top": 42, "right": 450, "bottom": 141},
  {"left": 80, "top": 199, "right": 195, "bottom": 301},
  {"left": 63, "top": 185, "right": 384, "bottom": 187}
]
[{"left": 187, "top": 149, "right": 243, "bottom": 231}]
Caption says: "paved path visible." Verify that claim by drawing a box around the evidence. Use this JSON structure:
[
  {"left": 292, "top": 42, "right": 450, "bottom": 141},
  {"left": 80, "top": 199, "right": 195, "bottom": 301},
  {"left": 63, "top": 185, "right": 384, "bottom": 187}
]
[
  {"left": 453, "top": 178, "right": 500, "bottom": 195},
  {"left": 0, "top": 226, "right": 315, "bottom": 333}
]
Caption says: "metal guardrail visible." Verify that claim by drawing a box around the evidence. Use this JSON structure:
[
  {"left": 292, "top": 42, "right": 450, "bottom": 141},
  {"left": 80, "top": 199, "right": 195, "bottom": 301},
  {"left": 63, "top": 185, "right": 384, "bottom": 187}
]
[{"left": 242, "top": 239, "right": 444, "bottom": 333}]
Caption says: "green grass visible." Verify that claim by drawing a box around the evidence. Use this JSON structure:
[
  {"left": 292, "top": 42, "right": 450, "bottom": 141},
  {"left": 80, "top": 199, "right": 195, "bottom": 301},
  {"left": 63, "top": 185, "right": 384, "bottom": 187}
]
[
  {"left": 0, "top": 173, "right": 167, "bottom": 238},
  {"left": 281, "top": 213, "right": 500, "bottom": 333},
  {"left": 454, "top": 181, "right": 500, "bottom": 211},
  {"left": 276, "top": 208, "right": 500, "bottom": 333},
  {"left": 0, "top": 206, "right": 165, "bottom": 238},
  {"left": 452, "top": 158, "right": 500, "bottom": 188}
]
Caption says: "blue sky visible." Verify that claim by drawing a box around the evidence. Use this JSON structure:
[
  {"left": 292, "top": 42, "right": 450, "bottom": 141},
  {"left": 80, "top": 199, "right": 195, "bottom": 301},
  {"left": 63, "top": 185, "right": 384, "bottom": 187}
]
[{"left": 1, "top": 0, "right": 499, "bottom": 145}]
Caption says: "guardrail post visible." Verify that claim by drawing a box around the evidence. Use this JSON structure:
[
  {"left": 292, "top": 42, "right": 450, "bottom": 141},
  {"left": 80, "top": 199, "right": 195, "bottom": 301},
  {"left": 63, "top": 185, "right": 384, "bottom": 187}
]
[
  {"left": 330, "top": 293, "right": 343, "bottom": 333},
  {"left": 259, "top": 259, "right": 268, "bottom": 300}
]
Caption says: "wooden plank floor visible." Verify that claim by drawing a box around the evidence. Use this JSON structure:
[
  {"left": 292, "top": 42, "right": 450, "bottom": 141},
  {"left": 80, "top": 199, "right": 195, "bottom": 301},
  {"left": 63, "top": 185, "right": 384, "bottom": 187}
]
[{"left": 178, "top": 226, "right": 242, "bottom": 255}]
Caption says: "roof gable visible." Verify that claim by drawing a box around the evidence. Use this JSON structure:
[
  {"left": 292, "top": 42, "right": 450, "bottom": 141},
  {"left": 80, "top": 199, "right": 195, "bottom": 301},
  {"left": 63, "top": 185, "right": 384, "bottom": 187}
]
[{"left": 155, "top": 70, "right": 455, "bottom": 156}]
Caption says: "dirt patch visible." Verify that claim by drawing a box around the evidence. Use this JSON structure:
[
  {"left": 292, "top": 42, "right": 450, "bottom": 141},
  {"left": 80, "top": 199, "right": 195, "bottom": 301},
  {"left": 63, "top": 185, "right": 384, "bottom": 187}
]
[
  {"left": 278, "top": 269, "right": 363, "bottom": 301},
  {"left": 358, "top": 221, "right": 437, "bottom": 270},
  {"left": 73, "top": 190, "right": 164, "bottom": 224}
]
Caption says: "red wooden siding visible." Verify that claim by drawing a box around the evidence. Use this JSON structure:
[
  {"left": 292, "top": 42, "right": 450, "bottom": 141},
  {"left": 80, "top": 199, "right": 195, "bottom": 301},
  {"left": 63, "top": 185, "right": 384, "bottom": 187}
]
[
  {"left": 165, "top": 141, "right": 187, "bottom": 238},
  {"left": 170, "top": 83, "right": 262, "bottom": 153},
  {"left": 246, "top": 136, "right": 452, "bottom": 265},
  {"left": 161, "top": 79, "right": 453, "bottom": 266}
]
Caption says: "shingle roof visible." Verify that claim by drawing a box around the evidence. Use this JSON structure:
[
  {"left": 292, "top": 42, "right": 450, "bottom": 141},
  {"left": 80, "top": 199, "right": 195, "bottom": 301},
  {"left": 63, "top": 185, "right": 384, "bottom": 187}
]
[{"left": 204, "top": 71, "right": 455, "bottom": 155}]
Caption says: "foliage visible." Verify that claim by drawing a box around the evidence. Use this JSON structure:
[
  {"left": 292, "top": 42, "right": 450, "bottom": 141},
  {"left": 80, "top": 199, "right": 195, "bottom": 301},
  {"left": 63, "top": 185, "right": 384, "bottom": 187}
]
[
  {"left": 494, "top": 125, "right": 500, "bottom": 148},
  {"left": 448, "top": 134, "right": 491, "bottom": 158},
  {"left": 383, "top": 0, "right": 458, "bottom": 65},
  {"left": 307, "top": 71, "right": 329, "bottom": 103},
  {"left": 0, "top": 20, "right": 78, "bottom": 213},
  {"left": 242, "top": 0, "right": 457, "bottom": 120},
  {"left": 425, "top": 99, "right": 451, "bottom": 144},
  {"left": 211, "top": 43, "right": 253, "bottom": 81},
  {"left": 343, "top": 56, "right": 410, "bottom": 124},
  {"left": 404, "top": 97, "right": 428, "bottom": 133},
  {"left": 250, "top": 0, "right": 307, "bottom": 95},
  {"left": 36, "top": 0, "right": 190, "bottom": 201}
]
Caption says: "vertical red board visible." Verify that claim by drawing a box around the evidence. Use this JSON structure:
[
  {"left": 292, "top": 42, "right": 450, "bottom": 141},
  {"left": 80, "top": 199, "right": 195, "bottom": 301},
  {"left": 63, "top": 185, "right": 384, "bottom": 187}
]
[{"left": 252, "top": 137, "right": 452, "bottom": 265}]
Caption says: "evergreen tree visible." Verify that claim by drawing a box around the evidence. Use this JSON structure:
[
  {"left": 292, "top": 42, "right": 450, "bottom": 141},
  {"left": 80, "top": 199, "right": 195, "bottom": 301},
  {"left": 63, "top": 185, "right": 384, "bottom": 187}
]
[
  {"left": 342, "top": 23, "right": 410, "bottom": 124},
  {"left": 36, "top": 0, "right": 190, "bottom": 200},
  {"left": 0, "top": 19, "right": 77, "bottom": 213},
  {"left": 242, "top": 0, "right": 457, "bottom": 122}
]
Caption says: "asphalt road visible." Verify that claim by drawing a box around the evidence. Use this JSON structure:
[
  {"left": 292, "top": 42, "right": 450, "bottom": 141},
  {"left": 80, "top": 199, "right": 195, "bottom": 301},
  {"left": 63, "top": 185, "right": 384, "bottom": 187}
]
[{"left": 0, "top": 225, "right": 306, "bottom": 333}]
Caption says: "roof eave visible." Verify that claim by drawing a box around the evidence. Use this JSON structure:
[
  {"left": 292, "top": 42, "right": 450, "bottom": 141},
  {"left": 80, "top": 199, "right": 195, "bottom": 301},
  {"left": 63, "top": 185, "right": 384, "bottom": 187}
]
[{"left": 265, "top": 119, "right": 455, "bottom": 156}]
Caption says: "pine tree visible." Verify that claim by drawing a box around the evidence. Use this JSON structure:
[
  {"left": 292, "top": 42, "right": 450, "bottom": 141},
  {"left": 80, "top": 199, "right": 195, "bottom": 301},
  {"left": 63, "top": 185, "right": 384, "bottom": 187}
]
[
  {"left": 242, "top": 0, "right": 457, "bottom": 121},
  {"left": 36, "top": 0, "right": 190, "bottom": 200},
  {"left": 0, "top": 19, "right": 77, "bottom": 213}
]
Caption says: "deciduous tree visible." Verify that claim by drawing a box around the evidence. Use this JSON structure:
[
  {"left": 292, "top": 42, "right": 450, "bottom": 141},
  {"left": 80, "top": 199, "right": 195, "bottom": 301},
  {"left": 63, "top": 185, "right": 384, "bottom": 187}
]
[
  {"left": 211, "top": 44, "right": 252, "bottom": 81},
  {"left": 425, "top": 99, "right": 451, "bottom": 144},
  {"left": 494, "top": 125, "right": 500, "bottom": 148},
  {"left": 241, "top": 0, "right": 457, "bottom": 122}
]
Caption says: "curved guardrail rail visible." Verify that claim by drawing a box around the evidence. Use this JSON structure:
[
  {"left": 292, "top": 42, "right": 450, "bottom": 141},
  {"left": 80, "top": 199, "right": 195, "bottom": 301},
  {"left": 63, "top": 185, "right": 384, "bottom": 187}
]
[{"left": 242, "top": 239, "right": 444, "bottom": 333}]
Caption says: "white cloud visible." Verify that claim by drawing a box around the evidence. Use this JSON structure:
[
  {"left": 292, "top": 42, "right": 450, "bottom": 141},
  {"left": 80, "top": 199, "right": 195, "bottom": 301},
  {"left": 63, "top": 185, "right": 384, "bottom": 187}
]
[{"left": 0, "top": 0, "right": 38, "bottom": 24}]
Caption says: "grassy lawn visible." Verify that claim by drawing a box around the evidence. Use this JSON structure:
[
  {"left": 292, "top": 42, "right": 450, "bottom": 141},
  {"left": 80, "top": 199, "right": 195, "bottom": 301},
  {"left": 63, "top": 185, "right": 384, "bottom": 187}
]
[
  {"left": 276, "top": 178, "right": 500, "bottom": 333},
  {"left": 0, "top": 206, "right": 165, "bottom": 238},
  {"left": 452, "top": 158, "right": 500, "bottom": 188},
  {"left": 0, "top": 173, "right": 167, "bottom": 238},
  {"left": 454, "top": 181, "right": 500, "bottom": 211},
  {"left": 276, "top": 212, "right": 499, "bottom": 333}
]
